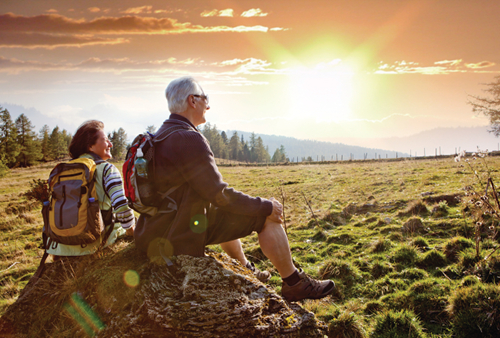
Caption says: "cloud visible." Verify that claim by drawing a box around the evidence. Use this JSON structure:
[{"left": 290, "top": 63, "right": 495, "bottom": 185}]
[
  {"left": 241, "top": 8, "right": 268, "bottom": 17},
  {"left": 46, "top": 9, "right": 58, "bottom": 13},
  {"left": 435, "top": 59, "right": 462, "bottom": 66},
  {"left": 0, "top": 56, "right": 200, "bottom": 73},
  {"left": 465, "top": 61, "right": 495, "bottom": 69},
  {"left": 121, "top": 6, "right": 153, "bottom": 14},
  {"left": 0, "top": 13, "right": 283, "bottom": 48},
  {"left": 0, "top": 32, "right": 127, "bottom": 49},
  {"left": 88, "top": 7, "right": 101, "bottom": 13},
  {"left": 201, "top": 9, "right": 234, "bottom": 17}
]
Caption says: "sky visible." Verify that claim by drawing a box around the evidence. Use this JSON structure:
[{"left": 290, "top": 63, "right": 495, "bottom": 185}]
[{"left": 1, "top": 0, "right": 500, "bottom": 153}]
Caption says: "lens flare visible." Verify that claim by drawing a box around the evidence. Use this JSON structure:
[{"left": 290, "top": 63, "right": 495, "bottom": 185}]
[
  {"left": 64, "top": 293, "right": 105, "bottom": 337},
  {"left": 190, "top": 214, "right": 208, "bottom": 234},
  {"left": 124, "top": 270, "right": 140, "bottom": 288}
]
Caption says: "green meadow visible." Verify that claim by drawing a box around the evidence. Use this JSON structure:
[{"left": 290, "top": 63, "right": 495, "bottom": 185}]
[{"left": 1, "top": 155, "right": 500, "bottom": 337}]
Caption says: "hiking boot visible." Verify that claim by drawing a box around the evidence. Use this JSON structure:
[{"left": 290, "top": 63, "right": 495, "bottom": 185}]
[
  {"left": 281, "top": 269, "right": 335, "bottom": 302},
  {"left": 246, "top": 262, "right": 271, "bottom": 283}
]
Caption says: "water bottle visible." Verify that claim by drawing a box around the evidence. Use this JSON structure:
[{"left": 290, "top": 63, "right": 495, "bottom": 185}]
[
  {"left": 135, "top": 148, "right": 149, "bottom": 179},
  {"left": 89, "top": 197, "right": 95, "bottom": 203}
]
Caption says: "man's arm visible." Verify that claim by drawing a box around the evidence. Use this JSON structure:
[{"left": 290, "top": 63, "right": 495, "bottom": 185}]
[{"left": 169, "top": 130, "right": 273, "bottom": 217}]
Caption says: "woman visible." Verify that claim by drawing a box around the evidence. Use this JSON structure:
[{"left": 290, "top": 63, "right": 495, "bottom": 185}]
[{"left": 47, "top": 120, "right": 135, "bottom": 256}]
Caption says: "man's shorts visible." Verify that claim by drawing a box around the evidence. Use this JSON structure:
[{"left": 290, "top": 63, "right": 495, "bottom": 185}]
[{"left": 204, "top": 205, "right": 267, "bottom": 245}]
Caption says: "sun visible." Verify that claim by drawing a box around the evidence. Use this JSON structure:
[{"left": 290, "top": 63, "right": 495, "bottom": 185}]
[{"left": 288, "top": 60, "right": 355, "bottom": 123}]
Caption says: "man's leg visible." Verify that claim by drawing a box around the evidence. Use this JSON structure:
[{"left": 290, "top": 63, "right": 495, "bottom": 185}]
[
  {"left": 257, "top": 219, "right": 296, "bottom": 278},
  {"left": 220, "top": 239, "right": 271, "bottom": 282},
  {"left": 258, "top": 219, "right": 335, "bottom": 302},
  {"left": 220, "top": 239, "right": 248, "bottom": 266}
]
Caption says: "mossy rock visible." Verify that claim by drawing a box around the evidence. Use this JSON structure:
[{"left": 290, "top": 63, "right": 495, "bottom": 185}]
[{"left": 0, "top": 247, "right": 326, "bottom": 337}]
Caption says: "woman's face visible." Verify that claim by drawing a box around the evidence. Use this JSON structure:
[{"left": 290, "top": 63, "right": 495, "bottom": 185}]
[{"left": 89, "top": 130, "right": 112, "bottom": 160}]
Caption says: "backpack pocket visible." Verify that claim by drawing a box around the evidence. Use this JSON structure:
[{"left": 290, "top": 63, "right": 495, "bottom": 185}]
[{"left": 53, "top": 179, "right": 83, "bottom": 230}]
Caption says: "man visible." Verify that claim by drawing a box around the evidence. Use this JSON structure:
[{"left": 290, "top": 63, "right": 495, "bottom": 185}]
[{"left": 135, "top": 76, "right": 335, "bottom": 301}]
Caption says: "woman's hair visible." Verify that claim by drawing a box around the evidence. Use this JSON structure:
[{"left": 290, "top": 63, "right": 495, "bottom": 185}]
[
  {"left": 165, "top": 76, "right": 201, "bottom": 114},
  {"left": 69, "top": 120, "right": 105, "bottom": 159}
]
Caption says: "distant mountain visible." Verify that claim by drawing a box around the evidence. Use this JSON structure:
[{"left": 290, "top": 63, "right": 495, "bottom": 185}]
[
  {"left": 228, "top": 130, "right": 405, "bottom": 161},
  {"left": 339, "top": 126, "right": 499, "bottom": 156}
]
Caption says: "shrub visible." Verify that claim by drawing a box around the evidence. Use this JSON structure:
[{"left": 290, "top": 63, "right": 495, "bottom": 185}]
[
  {"left": 371, "top": 309, "right": 428, "bottom": 338},
  {"left": 460, "top": 275, "right": 480, "bottom": 287},
  {"left": 418, "top": 250, "right": 447, "bottom": 268},
  {"left": 447, "top": 283, "right": 500, "bottom": 337},
  {"left": 398, "top": 200, "right": 429, "bottom": 217},
  {"left": 457, "top": 248, "right": 480, "bottom": 270},
  {"left": 388, "top": 268, "right": 429, "bottom": 282},
  {"left": 392, "top": 244, "right": 419, "bottom": 267},
  {"left": 405, "top": 278, "right": 452, "bottom": 322},
  {"left": 371, "top": 261, "right": 394, "bottom": 279},
  {"left": 328, "top": 312, "right": 366, "bottom": 338},
  {"left": 364, "top": 301, "right": 384, "bottom": 315},
  {"left": 402, "top": 217, "right": 424, "bottom": 235},
  {"left": 443, "top": 237, "right": 474, "bottom": 262},
  {"left": 411, "top": 236, "right": 429, "bottom": 251},
  {"left": 371, "top": 238, "right": 392, "bottom": 253},
  {"left": 320, "top": 258, "right": 362, "bottom": 289},
  {"left": 24, "top": 179, "right": 49, "bottom": 203},
  {"left": 0, "top": 154, "right": 9, "bottom": 178}
]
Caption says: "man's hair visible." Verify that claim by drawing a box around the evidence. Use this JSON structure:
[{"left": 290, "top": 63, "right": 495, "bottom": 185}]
[
  {"left": 165, "top": 76, "right": 202, "bottom": 114},
  {"left": 69, "top": 120, "right": 105, "bottom": 159}
]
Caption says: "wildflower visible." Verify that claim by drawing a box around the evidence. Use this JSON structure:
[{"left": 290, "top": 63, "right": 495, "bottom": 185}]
[
  {"left": 475, "top": 201, "right": 482, "bottom": 207},
  {"left": 454, "top": 156, "right": 460, "bottom": 162}
]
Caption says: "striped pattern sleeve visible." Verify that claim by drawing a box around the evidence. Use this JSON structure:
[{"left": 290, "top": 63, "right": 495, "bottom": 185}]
[{"left": 102, "top": 163, "right": 135, "bottom": 229}]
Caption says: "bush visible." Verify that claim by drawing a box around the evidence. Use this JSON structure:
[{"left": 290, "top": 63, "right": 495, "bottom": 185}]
[
  {"left": 0, "top": 154, "right": 8, "bottom": 178},
  {"left": 371, "top": 261, "right": 394, "bottom": 279},
  {"left": 411, "top": 237, "right": 429, "bottom": 251},
  {"left": 418, "top": 250, "right": 447, "bottom": 268},
  {"left": 388, "top": 268, "right": 429, "bottom": 282},
  {"left": 447, "top": 283, "right": 500, "bottom": 337},
  {"left": 443, "top": 237, "right": 474, "bottom": 262},
  {"left": 320, "top": 258, "right": 362, "bottom": 289},
  {"left": 371, "top": 238, "right": 392, "bottom": 253},
  {"left": 392, "top": 244, "right": 419, "bottom": 267},
  {"left": 371, "top": 309, "right": 428, "bottom": 338},
  {"left": 364, "top": 300, "right": 384, "bottom": 314},
  {"left": 24, "top": 179, "right": 49, "bottom": 203},
  {"left": 457, "top": 248, "right": 480, "bottom": 270},
  {"left": 328, "top": 312, "right": 366, "bottom": 338}
]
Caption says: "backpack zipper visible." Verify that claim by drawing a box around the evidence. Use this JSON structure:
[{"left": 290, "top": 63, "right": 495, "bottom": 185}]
[{"left": 59, "top": 185, "right": 66, "bottom": 228}]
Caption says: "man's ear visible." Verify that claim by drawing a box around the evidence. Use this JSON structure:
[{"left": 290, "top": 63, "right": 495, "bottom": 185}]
[{"left": 187, "top": 95, "right": 196, "bottom": 108}]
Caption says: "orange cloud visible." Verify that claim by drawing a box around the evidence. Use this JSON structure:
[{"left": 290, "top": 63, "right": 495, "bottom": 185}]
[
  {"left": 0, "top": 32, "right": 127, "bottom": 49},
  {"left": 434, "top": 59, "right": 462, "bottom": 66},
  {"left": 121, "top": 6, "right": 153, "bottom": 14},
  {"left": 88, "top": 7, "right": 101, "bottom": 13},
  {"left": 465, "top": 61, "right": 495, "bottom": 69},
  {"left": 201, "top": 9, "right": 234, "bottom": 17},
  {"left": 0, "top": 13, "right": 285, "bottom": 48},
  {"left": 241, "top": 8, "right": 268, "bottom": 17}
]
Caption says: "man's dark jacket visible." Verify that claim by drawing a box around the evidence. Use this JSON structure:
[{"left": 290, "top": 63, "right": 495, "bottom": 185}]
[{"left": 134, "top": 114, "right": 273, "bottom": 257}]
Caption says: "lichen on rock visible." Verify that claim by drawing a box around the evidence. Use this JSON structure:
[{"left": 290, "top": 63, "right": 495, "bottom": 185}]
[{"left": 0, "top": 245, "right": 326, "bottom": 337}]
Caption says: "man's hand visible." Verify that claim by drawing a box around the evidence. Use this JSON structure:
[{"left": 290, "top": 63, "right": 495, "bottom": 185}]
[{"left": 267, "top": 197, "right": 283, "bottom": 223}]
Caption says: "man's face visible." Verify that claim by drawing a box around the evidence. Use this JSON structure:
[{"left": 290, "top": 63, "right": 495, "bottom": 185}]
[{"left": 192, "top": 86, "right": 210, "bottom": 126}]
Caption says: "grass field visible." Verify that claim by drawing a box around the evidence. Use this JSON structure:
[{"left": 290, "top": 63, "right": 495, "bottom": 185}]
[{"left": 1, "top": 155, "right": 500, "bottom": 337}]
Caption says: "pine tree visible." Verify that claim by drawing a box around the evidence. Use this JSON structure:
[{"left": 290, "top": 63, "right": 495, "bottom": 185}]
[
  {"left": 39, "top": 125, "right": 51, "bottom": 161},
  {"left": 0, "top": 107, "right": 21, "bottom": 167},
  {"left": 229, "top": 132, "right": 240, "bottom": 160},
  {"left": 15, "top": 114, "right": 42, "bottom": 167},
  {"left": 49, "top": 126, "right": 68, "bottom": 160},
  {"left": 110, "top": 127, "right": 127, "bottom": 160}
]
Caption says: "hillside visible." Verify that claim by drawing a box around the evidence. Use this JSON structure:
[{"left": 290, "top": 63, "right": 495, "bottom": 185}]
[
  {"left": 1, "top": 155, "right": 500, "bottom": 337},
  {"left": 230, "top": 130, "right": 404, "bottom": 161}
]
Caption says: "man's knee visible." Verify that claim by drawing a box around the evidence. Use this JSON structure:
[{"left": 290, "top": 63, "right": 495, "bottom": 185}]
[{"left": 262, "top": 218, "right": 285, "bottom": 232}]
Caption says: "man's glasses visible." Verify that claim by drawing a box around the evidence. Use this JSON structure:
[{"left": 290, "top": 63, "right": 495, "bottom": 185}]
[{"left": 192, "top": 94, "right": 209, "bottom": 104}]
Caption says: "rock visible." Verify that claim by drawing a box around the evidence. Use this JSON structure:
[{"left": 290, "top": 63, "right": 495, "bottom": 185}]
[
  {"left": 402, "top": 217, "right": 424, "bottom": 234},
  {"left": 0, "top": 246, "right": 326, "bottom": 337}
]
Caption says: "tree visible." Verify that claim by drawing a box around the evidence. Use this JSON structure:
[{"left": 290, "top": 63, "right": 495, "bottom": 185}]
[
  {"left": 0, "top": 107, "right": 20, "bottom": 167},
  {"left": 39, "top": 125, "right": 51, "bottom": 161},
  {"left": 146, "top": 125, "right": 157, "bottom": 134},
  {"left": 272, "top": 145, "right": 287, "bottom": 163},
  {"left": 109, "top": 127, "right": 127, "bottom": 160},
  {"left": 49, "top": 126, "right": 68, "bottom": 160},
  {"left": 228, "top": 132, "right": 240, "bottom": 160},
  {"left": 15, "top": 114, "right": 42, "bottom": 167},
  {"left": 469, "top": 76, "right": 500, "bottom": 136}
]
